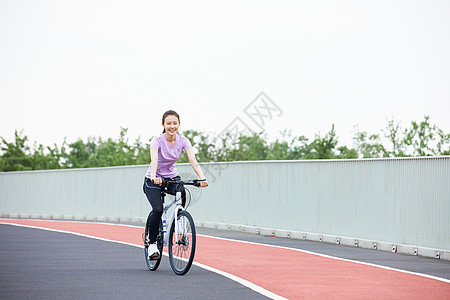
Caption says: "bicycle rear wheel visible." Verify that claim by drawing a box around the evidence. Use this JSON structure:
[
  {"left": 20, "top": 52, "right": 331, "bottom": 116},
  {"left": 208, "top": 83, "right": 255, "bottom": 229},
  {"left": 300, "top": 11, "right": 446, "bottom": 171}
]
[
  {"left": 168, "top": 210, "right": 196, "bottom": 275},
  {"left": 144, "top": 212, "right": 163, "bottom": 271}
]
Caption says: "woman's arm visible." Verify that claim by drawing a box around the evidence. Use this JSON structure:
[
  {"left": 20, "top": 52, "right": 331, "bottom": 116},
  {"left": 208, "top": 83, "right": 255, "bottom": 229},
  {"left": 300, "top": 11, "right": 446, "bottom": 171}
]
[
  {"left": 185, "top": 148, "right": 208, "bottom": 187},
  {"left": 150, "top": 147, "right": 162, "bottom": 185}
]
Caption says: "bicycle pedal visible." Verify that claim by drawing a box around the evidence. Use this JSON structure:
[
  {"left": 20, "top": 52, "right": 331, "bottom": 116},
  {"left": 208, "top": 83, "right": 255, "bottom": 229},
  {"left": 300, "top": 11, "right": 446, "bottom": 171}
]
[{"left": 149, "top": 254, "right": 159, "bottom": 260}]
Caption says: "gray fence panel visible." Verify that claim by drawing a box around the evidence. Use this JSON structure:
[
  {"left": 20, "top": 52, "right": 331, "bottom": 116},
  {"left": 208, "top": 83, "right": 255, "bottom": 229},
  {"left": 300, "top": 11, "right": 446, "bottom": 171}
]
[
  {"left": 0, "top": 166, "right": 149, "bottom": 221},
  {"left": 1, "top": 157, "right": 449, "bottom": 256}
]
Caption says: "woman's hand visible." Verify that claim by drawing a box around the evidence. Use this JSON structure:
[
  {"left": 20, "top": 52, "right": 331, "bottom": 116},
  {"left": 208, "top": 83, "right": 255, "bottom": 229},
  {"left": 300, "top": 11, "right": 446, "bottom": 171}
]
[
  {"left": 151, "top": 177, "right": 162, "bottom": 186},
  {"left": 199, "top": 179, "right": 208, "bottom": 187}
]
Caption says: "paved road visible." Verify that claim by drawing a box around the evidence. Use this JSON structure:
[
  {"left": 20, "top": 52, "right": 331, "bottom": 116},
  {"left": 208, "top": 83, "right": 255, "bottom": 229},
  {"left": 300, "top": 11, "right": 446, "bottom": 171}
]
[
  {"left": 1, "top": 220, "right": 449, "bottom": 299},
  {"left": 0, "top": 224, "right": 266, "bottom": 300}
]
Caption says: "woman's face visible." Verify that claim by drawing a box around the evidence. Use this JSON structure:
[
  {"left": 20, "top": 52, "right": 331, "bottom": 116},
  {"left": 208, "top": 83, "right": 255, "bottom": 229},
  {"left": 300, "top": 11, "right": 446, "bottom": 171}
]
[{"left": 163, "top": 115, "right": 180, "bottom": 136}]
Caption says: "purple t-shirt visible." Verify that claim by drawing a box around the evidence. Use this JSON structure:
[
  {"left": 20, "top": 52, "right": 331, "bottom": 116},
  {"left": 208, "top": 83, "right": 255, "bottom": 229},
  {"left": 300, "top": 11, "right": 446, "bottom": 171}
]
[{"left": 145, "top": 133, "right": 192, "bottom": 178}]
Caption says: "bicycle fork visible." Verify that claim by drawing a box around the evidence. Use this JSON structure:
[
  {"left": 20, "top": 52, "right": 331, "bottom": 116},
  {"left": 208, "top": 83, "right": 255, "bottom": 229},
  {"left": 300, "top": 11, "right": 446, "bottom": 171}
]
[
  {"left": 174, "top": 191, "right": 186, "bottom": 240},
  {"left": 162, "top": 191, "right": 185, "bottom": 246}
]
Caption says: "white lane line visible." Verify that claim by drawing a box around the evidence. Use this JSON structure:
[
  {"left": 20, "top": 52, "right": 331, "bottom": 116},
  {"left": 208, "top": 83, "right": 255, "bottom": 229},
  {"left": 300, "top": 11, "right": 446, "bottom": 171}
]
[
  {"left": 0, "top": 221, "right": 140, "bottom": 248},
  {"left": 0, "top": 221, "right": 287, "bottom": 300},
  {"left": 191, "top": 260, "right": 287, "bottom": 300},
  {"left": 197, "top": 233, "right": 450, "bottom": 284}
]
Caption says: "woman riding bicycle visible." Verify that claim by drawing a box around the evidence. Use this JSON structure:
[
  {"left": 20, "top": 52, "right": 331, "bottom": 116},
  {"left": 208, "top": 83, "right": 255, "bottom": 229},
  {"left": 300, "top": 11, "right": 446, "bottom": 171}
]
[{"left": 143, "top": 110, "right": 208, "bottom": 260}]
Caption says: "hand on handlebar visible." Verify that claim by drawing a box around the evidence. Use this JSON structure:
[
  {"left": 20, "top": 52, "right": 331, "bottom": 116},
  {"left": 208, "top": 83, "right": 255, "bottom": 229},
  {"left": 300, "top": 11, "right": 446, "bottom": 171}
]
[
  {"left": 196, "top": 179, "right": 208, "bottom": 188},
  {"left": 151, "top": 177, "right": 163, "bottom": 186}
]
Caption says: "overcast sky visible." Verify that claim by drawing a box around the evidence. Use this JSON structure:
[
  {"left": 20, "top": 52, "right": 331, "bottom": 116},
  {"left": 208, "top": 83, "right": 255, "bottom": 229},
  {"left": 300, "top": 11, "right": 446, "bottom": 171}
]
[{"left": 1, "top": 0, "right": 449, "bottom": 150}]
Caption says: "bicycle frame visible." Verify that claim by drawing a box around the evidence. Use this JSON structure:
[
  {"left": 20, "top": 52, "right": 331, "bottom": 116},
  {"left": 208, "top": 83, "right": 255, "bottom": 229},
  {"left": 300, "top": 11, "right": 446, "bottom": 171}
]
[
  {"left": 157, "top": 178, "right": 204, "bottom": 246},
  {"left": 161, "top": 191, "right": 184, "bottom": 246}
]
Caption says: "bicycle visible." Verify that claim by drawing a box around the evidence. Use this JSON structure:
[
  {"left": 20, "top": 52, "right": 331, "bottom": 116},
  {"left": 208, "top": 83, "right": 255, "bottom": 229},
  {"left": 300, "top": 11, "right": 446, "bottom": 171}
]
[{"left": 143, "top": 178, "right": 205, "bottom": 275}]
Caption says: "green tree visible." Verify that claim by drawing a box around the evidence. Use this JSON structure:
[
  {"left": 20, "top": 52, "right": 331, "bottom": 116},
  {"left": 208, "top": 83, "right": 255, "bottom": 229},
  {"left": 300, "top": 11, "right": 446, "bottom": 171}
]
[
  {"left": 302, "top": 125, "right": 339, "bottom": 159},
  {"left": 65, "top": 138, "right": 96, "bottom": 168},
  {"left": 436, "top": 128, "right": 450, "bottom": 155},
  {"left": 216, "top": 132, "right": 269, "bottom": 161},
  {"left": 133, "top": 136, "right": 151, "bottom": 165},
  {"left": 353, "top": 129, "right": 387, "bottom": 158},
  {"left": 267, "top": 139, "right": 291, "bottom": 160},
  {"left": 335, "top": 146, "right": 358, "bottom": 159},
  {"left": 0, "top": 130, "right": 32, "bottom": 171},
  {"left": 287, "top": 136, "right": 311, "bottom": 159},
  {"left": 382, "top": 116, "right": 450, "bottom": 157},
  {"left": 94, "top": 128, "right": 136, "bottom": 166},
  {"left": 215, "top": 132, "right": 238, "bottom": 162},
  {"left": 383, "top": 119, "right": 408, "bottom": 157},
  {"left": 238, "top": 133, "right": 269, "bottom": 160},
  {"left": 2, "top": 116, "right": 449, "bottom": 172},
  {"left": 403, "top": 116, "right": 444, "bottom": 156},
  {"left": 267, "top": 130, "right": 299, "bottom": 160},
  {"left": 30, "top": 143, "right": 63, "bottom": 170},
  {"left": 180, "top": 130, "right": 217, "bottom": 163}
]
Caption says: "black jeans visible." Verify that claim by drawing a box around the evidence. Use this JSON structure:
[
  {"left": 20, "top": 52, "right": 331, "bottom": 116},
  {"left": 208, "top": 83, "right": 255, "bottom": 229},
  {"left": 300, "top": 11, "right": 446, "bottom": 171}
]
[{"left": 143, "top": 177, "right": 186, "bottom": 244}]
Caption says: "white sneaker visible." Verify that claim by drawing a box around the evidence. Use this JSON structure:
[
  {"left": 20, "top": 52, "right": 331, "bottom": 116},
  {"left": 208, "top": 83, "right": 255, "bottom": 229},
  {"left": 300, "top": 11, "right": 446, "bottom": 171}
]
[{"left": 148, "top": 242, "right": 159, "bottom": 260}]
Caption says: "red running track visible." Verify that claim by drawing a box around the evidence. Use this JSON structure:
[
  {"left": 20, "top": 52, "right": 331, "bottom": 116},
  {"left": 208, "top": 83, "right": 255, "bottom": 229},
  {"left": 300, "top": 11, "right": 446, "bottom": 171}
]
[{"left": 1, "top": 219, "right": 449, "bottom": 300}]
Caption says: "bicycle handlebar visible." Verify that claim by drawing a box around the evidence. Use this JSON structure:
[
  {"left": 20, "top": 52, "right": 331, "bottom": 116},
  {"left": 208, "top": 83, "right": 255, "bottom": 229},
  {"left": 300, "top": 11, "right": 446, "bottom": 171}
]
[{"left": 151, "top": 178, "right": 206, "bottom": 187}]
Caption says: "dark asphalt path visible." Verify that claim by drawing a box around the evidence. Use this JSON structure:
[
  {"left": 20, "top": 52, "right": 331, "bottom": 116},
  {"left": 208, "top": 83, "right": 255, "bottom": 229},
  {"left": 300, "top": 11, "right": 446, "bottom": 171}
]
[{"left": 0, "top": 224, "right": 267, "bottom": 300}]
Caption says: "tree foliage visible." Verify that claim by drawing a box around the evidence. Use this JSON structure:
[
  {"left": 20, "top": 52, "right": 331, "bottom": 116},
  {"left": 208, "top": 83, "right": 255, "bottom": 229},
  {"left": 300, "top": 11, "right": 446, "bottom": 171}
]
[{"left": 1, "top": 116, "right": 449, "bottom": 172}]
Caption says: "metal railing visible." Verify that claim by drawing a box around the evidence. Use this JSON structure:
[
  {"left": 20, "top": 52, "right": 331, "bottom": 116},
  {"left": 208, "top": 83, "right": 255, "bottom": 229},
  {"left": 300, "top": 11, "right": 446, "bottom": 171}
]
[{"left": 1, "top": 156, "right": 449, "bottom": 259}]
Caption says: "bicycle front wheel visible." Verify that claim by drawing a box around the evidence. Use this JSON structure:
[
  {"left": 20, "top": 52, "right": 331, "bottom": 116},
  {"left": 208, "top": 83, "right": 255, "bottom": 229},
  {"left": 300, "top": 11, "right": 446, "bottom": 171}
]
[{"left": 168, "top": 210, "right": 196, "bottom": 275}]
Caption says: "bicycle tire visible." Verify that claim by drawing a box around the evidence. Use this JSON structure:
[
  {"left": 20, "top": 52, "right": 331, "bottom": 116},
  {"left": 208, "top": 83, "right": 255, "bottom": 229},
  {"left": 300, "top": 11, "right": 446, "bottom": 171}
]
[
  {"left": 168, "top": 210, "right": 196, "bottom": 275},
  {"left": 144, "top": 212, "right": 163, "bottom": 271}
]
